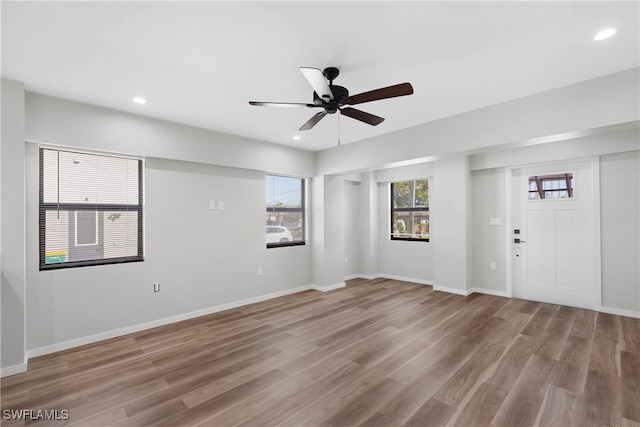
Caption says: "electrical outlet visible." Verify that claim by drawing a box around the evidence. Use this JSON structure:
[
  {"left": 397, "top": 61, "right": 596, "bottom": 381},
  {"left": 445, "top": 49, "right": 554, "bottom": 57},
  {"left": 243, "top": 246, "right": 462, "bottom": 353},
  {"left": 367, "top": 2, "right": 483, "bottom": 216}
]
[
  {"left": 153, "top": 282, "right": 161, "bottom": 292},
  {"left": 218, "top": 200, "right": 224, "bottom": 210},
  {"left": 257, "top": 267, "right": 263, "bottom": 276},
  {"left": 209, "top": 200, "right": 216, "bottom": 210},
  {"left": 490, "top": 262, "right": 496, "bottom": 270}
]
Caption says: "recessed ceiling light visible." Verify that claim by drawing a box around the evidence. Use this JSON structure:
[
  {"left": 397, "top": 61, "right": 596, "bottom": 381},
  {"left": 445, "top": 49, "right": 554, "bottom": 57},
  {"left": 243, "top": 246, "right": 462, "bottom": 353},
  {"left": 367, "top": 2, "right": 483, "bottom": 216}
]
[
  {"left": 594, "top": 28, "right": 616, "bottom": 41},
  {"left": 133, "top": 97, "right": 147, "bottom": 104},
  {"left": 293, "top": 135, "right": 301, "bottom": 140}
]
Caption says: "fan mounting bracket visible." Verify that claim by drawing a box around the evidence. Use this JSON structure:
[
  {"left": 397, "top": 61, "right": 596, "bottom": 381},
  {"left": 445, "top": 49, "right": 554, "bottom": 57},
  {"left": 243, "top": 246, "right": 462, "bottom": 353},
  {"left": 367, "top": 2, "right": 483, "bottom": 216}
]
[{"left": 323, "top": 67, "right": 340, "bottom": 83}]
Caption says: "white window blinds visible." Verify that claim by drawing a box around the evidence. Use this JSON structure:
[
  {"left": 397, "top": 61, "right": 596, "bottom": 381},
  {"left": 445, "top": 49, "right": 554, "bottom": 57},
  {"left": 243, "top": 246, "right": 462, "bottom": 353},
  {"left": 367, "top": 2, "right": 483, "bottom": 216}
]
[{"left": 39, "top": 147, "right": 144, "bottom": 269}]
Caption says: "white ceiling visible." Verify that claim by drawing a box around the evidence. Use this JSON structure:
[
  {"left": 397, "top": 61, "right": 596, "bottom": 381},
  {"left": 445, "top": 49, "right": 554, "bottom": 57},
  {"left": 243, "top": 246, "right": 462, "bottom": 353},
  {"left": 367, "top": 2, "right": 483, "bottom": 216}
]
[{"left": 2, "top": 1, "right": 638, "bottom": 152}]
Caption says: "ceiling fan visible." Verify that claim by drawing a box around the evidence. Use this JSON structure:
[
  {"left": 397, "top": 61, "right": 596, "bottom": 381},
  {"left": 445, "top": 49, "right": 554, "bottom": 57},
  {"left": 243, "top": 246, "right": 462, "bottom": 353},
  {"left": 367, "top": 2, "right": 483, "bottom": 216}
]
[{"left": 249, "top": 67, "right": 414, "bottom": 131}]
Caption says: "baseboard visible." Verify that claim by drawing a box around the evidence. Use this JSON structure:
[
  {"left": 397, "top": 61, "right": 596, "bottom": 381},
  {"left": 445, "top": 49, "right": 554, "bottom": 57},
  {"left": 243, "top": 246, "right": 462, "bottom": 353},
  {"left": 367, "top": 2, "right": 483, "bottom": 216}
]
[
  {"left": 0, "top": 362, "right": 27, "bottom": 378},
  {"left": 433, "top": 285, "right": 472, "bottom": 296},
  {"left": 343, "top": 274, "right": 361, "bottom": 281},
  {"left": 597, "top": 305, "right": 640, "bottom": 319},
  {"left": 356, "top": 274, "right": 380, "bottom": 280},
  {"left": 27, "top": 285, "right": 313, "bottom": 359},
  {"left": 378, "top": 274, "right": 434, "bottom": 286},
  {"left": 468, "top": 287, "right": 509, "bottom": 297},
  {"left": 310, "top": 282, "right": 346, "bottom": 292}
]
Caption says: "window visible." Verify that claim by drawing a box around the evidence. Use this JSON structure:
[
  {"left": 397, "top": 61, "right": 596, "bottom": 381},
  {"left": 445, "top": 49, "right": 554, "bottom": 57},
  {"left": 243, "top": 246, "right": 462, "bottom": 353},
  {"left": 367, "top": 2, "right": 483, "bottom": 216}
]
[
  {"left": 266, "top": 175, "right": 305, "bottom": 248},
  {"left": 40, "top": 147, "right": 143, "bottom": 270},
  {"left": 528, "top": 173, "right": 574, "bottom": 200},
  {"left": 391, "top": 179, "right": 429, "bottom": 241}
]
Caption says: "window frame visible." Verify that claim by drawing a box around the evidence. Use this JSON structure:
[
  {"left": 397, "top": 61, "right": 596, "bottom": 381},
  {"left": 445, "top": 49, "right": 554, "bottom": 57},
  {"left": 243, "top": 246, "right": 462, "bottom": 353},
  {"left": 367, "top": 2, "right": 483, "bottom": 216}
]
[
  {"left": 527, "top": 171, "right": 575, "bottom": 201},
  {"left": 265, "top": 174, "right": 306, "bottom": 249},
  {"left": 39, "top": 147, "right": 144, "bottom": 270},
  {"left": 390, "top": 179, "right": 430, "bottom": 242}
]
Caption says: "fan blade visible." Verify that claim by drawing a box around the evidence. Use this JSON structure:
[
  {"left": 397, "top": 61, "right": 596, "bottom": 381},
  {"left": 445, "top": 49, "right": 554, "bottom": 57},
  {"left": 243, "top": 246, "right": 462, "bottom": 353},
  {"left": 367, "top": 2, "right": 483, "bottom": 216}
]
[
  {"left": 249, "top": 101, "right": 317, "bottom": 108},
  {"left": 344, "top": 82, "right": 413, "bottom": 105},
  {"left": 340, "top": 107, "right": 385, "bottom": 126},
  {"left": 299, "top": 111, "right": 327, "bottom": 131},
  {"left": 300, "top": 67, "right": 333, "bottom": 101}
]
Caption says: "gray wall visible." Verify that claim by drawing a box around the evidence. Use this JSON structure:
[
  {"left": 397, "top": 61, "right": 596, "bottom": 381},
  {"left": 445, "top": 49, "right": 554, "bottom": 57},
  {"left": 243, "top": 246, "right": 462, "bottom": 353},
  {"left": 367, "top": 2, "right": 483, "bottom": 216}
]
[
  {"left": 375, "top": 162, "right": 435, "bottom": 284},
  {"left": 316, "top": 68, "right": 639, "bottom": 175},
  {"left": 468, "top": 130, "right": 640, "bottom": 314},
  {"left": 344, "top": 180, "right": 360, "bottom": 278},
  {"left": 377, "top": 183, "right": 434, "bottom": 283},
  {"left": 470, "top": 168, "right": 507, "bottom": 293},
  {"left": 1, "top": 79, "right": 26, "bottom": 371},
  {"left": 25, "top": 149, "right": 312, "bottom": 351},
  {"left": 20, "top": 92, "right": 315, "bottom": 354},
  {"left": 600, "top": 151, "right": 640, "bottom": 312},
  {"left": 2, "top": 67, "right": 639, "bottom": 373}
]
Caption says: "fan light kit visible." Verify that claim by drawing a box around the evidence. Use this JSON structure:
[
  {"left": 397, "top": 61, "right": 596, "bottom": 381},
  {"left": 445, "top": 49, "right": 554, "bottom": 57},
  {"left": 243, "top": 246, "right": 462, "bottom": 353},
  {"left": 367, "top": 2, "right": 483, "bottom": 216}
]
[{"left": 249, "top": 67, "right": 414, "bottom": 131}]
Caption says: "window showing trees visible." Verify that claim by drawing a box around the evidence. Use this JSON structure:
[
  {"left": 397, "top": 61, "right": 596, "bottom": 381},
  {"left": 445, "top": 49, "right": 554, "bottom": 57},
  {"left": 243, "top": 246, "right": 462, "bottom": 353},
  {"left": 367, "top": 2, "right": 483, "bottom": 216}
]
[
  {"left": 266, "top": 174, "right": 305, "bottom": 248},
  {"left": 391, "top": 179, "right": 429, "bottom": 241},
  {"left": 40, "top": 147, "right": 144, "bottom": 270},
  {"left": 528, "top": 173, "right": 574, "bottom": 200}
]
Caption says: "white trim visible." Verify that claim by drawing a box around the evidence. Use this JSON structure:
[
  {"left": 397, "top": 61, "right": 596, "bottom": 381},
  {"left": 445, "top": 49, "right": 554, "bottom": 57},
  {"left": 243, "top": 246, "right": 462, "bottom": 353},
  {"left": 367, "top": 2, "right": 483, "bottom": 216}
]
[
  {"left": 26, "top": 285, "right": 312, "bottom": 359},
  {"left": 358, "top": 274, "right": 380, "bottom": 280},
  {"left": 591, "top": 157, "right": 603, "bottom": 310},
  {"left": 597, "top": 305, "right": 640, "bottom": 319},
  {"left": 433, "top": 285, "right": 472, "bottom": 296},
  {"left": 510, "top": 158, "right": 598, "bottom": 309},
  {"left": 468, "top": 287, "right": 509, "bottom": 297},
  {"left": 310, "top": 282, "right": 346, "bottom": 292},
  {"left": 504, "top": 167, "right": 514, "bottom": 298},
  {"left": 378, "top": 274, "right": 434, "bottom": 286},
  {"left": 0, "top": 363, "right": 27, "bottom": 378},
  {"left": 343, "top": 274, "right": 361, "bottom": 281}
]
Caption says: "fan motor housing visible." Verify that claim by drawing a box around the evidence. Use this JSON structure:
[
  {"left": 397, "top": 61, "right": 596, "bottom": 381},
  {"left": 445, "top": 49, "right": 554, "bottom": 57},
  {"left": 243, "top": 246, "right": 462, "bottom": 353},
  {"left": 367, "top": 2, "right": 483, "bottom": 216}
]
[{"left": 313, "top": 85, "right": 349, "bottom": 112}]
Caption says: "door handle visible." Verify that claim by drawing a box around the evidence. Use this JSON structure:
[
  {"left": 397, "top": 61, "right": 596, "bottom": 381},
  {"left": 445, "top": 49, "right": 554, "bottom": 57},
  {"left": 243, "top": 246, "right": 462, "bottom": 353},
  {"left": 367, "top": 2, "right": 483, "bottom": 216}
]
[{"left": 514, "top": 238, "right": 526, "bottom": 243}]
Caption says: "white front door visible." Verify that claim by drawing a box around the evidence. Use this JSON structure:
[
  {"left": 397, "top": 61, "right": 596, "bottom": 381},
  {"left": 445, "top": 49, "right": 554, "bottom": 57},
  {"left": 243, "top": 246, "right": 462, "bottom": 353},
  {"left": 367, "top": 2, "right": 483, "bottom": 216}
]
[{"left": 511, "top": 160, "right": 595, "bottom": 309}]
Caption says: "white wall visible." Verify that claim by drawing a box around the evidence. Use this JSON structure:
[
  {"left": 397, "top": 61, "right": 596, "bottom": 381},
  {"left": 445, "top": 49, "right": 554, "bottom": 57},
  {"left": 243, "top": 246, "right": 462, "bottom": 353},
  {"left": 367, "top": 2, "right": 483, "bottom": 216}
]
[
  {"left": 1, "top": 79, "right": 26, "bottom": 374},
  {"left": 600, "top": 151, "right": 640, "bottom": 313}
]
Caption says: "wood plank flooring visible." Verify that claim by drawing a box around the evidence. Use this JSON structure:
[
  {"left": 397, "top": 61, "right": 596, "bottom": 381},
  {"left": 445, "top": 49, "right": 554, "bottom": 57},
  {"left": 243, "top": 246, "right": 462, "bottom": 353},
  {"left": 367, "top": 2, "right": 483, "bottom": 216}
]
[{"left": 1, "top": 278, "right": 639, "bottom": 426}]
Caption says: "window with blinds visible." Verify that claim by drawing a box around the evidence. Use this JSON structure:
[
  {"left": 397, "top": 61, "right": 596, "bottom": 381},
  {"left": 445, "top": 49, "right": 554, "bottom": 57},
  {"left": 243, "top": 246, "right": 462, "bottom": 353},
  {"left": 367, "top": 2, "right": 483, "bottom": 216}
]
[{"left": 39, "top": 147, "right": 144, "bottom": 270}]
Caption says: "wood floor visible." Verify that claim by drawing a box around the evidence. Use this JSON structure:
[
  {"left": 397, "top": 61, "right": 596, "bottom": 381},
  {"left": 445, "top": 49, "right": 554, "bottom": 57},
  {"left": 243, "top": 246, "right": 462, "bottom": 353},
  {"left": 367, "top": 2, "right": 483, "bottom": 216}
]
[{"left": 2, "top": 278, "right": 639, "bottom": 427}]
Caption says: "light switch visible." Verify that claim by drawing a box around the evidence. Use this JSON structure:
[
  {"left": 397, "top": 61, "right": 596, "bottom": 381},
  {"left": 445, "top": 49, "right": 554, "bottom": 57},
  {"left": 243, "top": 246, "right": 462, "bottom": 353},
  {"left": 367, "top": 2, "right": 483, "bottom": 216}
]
[
  {"left": 218, "top": 201, "right": 224, "bottom": 210},
  {"left": 489, "top": 217, "right": 502, "bottom": 226},
  {"left": 209, "top": 200, "right": 216, "bottom": 210}
]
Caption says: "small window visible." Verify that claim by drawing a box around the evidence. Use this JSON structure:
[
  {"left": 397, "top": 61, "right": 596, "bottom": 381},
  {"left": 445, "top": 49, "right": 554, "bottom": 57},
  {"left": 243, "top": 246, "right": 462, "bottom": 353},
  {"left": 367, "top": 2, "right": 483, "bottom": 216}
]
[
  {"left": 39, "top": 147, "right": 144, "bottom": 270},
  {"left": 528, "top": 173, "right": 574, "bottom": 200},
  {"left": 391, "top": 179, "right": 429, "bottom": 241},
  {"left": 266, "top": 175, "right": 305, "bottom": 248}
]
